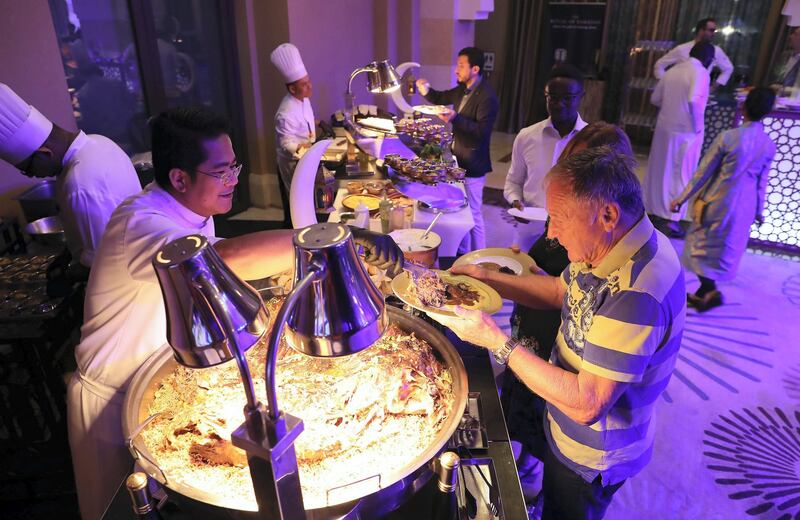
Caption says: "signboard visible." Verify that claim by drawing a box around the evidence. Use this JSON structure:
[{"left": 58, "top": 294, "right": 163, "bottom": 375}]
[
  {"left": 483, "top": 51, "right": 495, "bottom": 72},
  {"left": 549, "top": 2, "right": 606, "bottom": 76}
]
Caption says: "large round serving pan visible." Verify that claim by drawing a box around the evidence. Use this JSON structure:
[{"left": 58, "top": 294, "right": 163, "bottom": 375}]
[{"left": 123, "top": 306, "right": 468, "bottom": 518}]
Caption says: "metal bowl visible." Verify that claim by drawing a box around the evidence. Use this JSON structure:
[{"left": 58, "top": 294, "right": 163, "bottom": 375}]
[
  {"left": 123, "top": 306, "right": 468, "bottom": 518},
  {"left": 24, "top": 216, "right": 65, "bottom": 246},
  {"left": 13, "top": 180, "right": 58, "bottom": 222}
]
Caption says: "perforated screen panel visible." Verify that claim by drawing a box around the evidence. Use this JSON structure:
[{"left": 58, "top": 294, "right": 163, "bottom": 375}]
[{"left": 753, "top": 113, "right": 800, "bottom": 251}]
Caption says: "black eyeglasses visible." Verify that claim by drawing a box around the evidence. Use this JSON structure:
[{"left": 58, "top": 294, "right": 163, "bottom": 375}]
[{"left": 195, "top": 162, "right": 243, "bottom": 185}]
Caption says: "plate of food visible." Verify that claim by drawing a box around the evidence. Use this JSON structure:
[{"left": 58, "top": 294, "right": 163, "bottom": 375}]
[
  {"left": 412, "top": 105, "right": 451, "bottom": 116},
  {"left": 342, "top": 194, "right": 381, "bottom": 212},
  {"left": 452, "top": 248, "right": 536, "bottom": 275},
  {"left": 391, "top": 268, "right": 502, "bottom": 316}
]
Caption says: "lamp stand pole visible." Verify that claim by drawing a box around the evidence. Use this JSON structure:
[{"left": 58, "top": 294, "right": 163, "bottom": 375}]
[
  {"left": 345, "top": 66, "right": 376, "bottom": 122},
  {"left": 229, "top": 264, "right": 324, "bottom": 520}
]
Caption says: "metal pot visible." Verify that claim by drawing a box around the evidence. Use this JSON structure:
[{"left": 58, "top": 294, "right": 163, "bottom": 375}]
[
  {"left": 24, "top": 216, "right": 65, "bottom": 246},
  {"left": 122, "top": 306, "right": 467, "bottom": 518},
  {"left": 13, "top": 180, "right": 58, "bottom": 223},
  {"left": 389, "top": 228, "right": 441, "bottom": 268}
]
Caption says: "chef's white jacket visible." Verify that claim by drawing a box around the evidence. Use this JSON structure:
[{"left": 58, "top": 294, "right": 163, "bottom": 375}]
[
  {"left": 654, "top": 40, "right": 734, "bottom": 86},
  {"left": 55, "top": 131, "right": 141, "bottom": 267},
  {"left": 67, "top": 182, "right": 219, "bottom": 520},
  {"left": 275, "top": 93, "right": 315, "bottom": 156},
  {"left": 503, "top": 115, "right": 587, "bottom": 209}
]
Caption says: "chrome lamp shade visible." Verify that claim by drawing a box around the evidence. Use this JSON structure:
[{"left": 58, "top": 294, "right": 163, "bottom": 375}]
[
  {"left": 153, "top": 234, "right": 268, "bottom": 369},
  {"left": 366, "top": 59, "right": 401, "bottom": 93},
  {"left": 151, "top": 224, "right": 388, "bottom": 519},
  {"left": 285, "top": 223, "right": 387, "bottom": 357}
]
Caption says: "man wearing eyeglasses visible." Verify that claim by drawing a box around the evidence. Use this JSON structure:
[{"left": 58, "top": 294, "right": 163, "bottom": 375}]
[
  {"left": 503, "top": 65, "right": 587, "bottom": 253},
  {"left": 654, "top": 18, "right": 734, "bottom": 92},
  {"left": 0, "top": 82, "right": 141, "bottom": 273},
  {"left": 66, "top": 106, "right": 403, "bottom": 520}
]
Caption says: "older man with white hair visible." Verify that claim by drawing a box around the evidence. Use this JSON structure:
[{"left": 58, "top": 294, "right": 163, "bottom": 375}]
[{"left": 442, "top": 147, "right": 685, "bottom": 519}]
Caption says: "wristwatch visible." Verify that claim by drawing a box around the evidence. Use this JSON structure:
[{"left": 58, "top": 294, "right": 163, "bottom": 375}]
[{"left": 493, "top": 337, "right": 523, "bottom": 365}]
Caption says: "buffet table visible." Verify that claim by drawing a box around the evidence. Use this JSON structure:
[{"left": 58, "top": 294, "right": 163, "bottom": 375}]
[{"left": 328, "top": 135, "right": 474, "bottom": 257}]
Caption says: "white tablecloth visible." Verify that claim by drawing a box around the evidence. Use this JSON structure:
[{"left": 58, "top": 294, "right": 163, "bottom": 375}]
[{"left": 328, "top": 185, "right": 473, "bottom": 257}]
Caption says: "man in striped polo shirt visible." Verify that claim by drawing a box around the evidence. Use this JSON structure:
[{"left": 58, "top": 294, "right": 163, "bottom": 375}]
[{"left": 440, "top": 146, "right": 685, "bottom": 519}]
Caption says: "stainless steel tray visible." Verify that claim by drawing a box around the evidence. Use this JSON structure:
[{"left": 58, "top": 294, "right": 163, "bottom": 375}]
[{"left": 122, "top": 306, "right": 468, "bottom": 518}]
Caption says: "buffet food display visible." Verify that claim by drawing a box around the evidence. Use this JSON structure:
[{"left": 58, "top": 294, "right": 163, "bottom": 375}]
[
  {"left": 395, "top": 118, "right": 453, "bottom": 149},
  {"left": 382, "top": 154, "right": 465, "bottom": 185},
  {"left": 127, "top": 299, "right": 466, "bottom": 513}
]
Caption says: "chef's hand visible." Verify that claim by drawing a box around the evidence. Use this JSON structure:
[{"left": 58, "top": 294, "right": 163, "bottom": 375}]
[
  {"left": 670, "top": 199, "right": 682, "bottom": 213},
  {"left": 350, "top": 227, "right": 404, "bottom": 275},
  {"left": 426, "top": 306, "right": 507, "bottom": 351},
  {"left": 511, "top": 200, "right": 524, "bottom": 211},
  {"left": 416, "top": 78, "right": 430, "bottom": 96},
  {"left": 437, "top": 108, "right": 457, "bottom": 124},
  {"left": 450, "top": 263, "right": 489, "bottom": 281}
]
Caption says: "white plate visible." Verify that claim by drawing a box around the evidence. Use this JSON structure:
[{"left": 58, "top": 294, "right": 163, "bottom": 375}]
[
  {"left": 391, "top": 270, "right": 502, "bottom": 316},
  {"left": 452, "top": 247, "right": 535, "bottom": 276},
  {"left": 508, "top": 207, "right": 548, "bottom": 221},
  {"left": 467, "top": 255, "right": 523, "bottom": 275},
  {"left": 412, "top": 104, "right": 450, "bottom": 116}
]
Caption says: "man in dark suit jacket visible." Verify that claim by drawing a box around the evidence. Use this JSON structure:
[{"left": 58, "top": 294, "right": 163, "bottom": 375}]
[{"left": 416, "top": 47, "right": 499, "bottom": 252}]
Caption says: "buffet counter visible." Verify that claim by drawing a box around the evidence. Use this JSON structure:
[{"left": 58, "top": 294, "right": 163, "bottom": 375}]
[
  {"left": 703, "top": 98, "right": 800, "bottom": 251},
  {"left": 101, "top": 324, "right": 527, "bottom": 520},
  {"left": 738, "top": 106, "right": 800, "bottom": 251}
]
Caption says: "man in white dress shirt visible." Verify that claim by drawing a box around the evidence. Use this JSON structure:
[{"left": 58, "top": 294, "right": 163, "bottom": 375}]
[
  {"left": 271, "top": 43, "right": 316, "bottom": 193},
  {"left": 645, "top": 42, "right": 713, "bottom": 237},
  {"left": 654, "top": 18, "right": 734, "bottom": 91},
  {"left": 66, "top": 106, "right": 403, "bottom": 520},
  {"left": 0, "top": 83, "right": 141, "bottom": 272},
  {"left": 504, "top": 65, "right": 587, "bottom": 252}
]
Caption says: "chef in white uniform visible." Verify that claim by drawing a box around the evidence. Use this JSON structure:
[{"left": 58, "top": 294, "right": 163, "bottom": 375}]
[
  {"left": 645, "top": 42, "right": 713, "bottom": 237},
  {"left": 66, "top": 105, "right": 402, "bottom": 520},
  {"left": 271, "top": 43, "right": 316, "bottom": 192},
  {"left": 0, "top": 83, "right": 141, "bottom": 270},
  {"left": 654, "top": 17, "right": 734, "bottom": 91}
]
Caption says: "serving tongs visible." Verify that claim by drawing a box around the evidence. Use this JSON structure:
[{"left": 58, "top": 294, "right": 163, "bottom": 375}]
[{"left": 403, "top": 259, "right": 434, "bottom": 279}]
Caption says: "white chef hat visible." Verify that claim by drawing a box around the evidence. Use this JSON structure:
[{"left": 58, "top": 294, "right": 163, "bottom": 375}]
[
  {"left": 270, "top": 43, "right": 308, "bottom": 84},
  {"left": 0, "top": 83, "right": 53, "bottom": 166}
]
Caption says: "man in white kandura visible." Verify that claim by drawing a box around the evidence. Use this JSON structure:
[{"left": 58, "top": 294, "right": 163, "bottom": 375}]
[
  {"left": 644, "top": 41, "right": 713, "bottom": 238},
  {"left": 271, "top": 43, "right": 316, "bottom": 194},
  {"left": 654, "top": 17, "right": 734, "bottom": 91},
  {"left": 0, "top": 83, "right": 141, "bottom": 273},
  {"left": 504, "top": 64, "right": 587, "bottom": 252}
]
